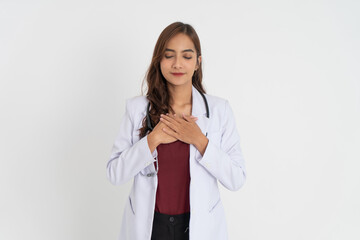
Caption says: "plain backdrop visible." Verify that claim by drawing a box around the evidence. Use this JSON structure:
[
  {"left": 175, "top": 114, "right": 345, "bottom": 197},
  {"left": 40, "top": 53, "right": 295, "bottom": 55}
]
[{"left": 1, "top": 0, "right": 359, "bottom": 239}]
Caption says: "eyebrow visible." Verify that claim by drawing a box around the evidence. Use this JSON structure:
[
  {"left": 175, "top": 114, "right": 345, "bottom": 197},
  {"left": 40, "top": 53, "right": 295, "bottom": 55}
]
[{"left": 165, "top": 48, "right": 194, "bottom": 53}]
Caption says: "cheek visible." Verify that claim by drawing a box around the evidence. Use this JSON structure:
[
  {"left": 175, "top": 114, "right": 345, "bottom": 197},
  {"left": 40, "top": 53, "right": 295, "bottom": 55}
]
[
  {"left": 159, "top": 63, "right": 167, "bottom": 75},
  {"left": 160, "top": 61, "right": 171, "bottom": 71},
  {"left": 186, "top": 60, "right": 197, "bottom": 69}
]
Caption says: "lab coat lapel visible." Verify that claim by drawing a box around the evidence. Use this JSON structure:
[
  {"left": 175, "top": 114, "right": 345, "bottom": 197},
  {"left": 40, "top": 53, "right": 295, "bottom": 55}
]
[
  {"left": 191, "top": 85, "right": 209, "bottom": 136},
  {"left": 189, "top": 85, "right": 210, "bottom": 166}
]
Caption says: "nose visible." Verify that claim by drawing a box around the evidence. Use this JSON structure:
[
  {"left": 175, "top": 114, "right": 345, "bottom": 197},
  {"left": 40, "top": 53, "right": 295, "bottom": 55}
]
[{"left": 172, "top": 56, "right": 183, "bottom": 69}]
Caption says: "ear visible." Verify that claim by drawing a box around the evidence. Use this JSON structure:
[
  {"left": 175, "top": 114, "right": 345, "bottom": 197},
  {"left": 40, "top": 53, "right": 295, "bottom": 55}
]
[{"left": 196, "top": 55, "right": 202, "bottom": 70}]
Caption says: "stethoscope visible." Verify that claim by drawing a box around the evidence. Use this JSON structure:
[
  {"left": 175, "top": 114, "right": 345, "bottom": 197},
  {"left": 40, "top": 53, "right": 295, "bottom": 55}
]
[{"left": 144, "top": 91, "right": 210, "bottom": 177}]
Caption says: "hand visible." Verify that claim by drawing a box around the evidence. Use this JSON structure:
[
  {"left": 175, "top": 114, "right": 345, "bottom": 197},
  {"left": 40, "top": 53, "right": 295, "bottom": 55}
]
[
  {"left": 159, "top": 113, "right": 201, "bottom": 145},
  {"left": 150, "top": 118, "right": 178, "bottom": 145}
]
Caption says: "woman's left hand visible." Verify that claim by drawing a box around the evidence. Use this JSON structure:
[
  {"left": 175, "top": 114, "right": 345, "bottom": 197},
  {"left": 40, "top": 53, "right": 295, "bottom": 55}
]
[{"left": 159, "top": 113, "right": 202, "bottom": 145}]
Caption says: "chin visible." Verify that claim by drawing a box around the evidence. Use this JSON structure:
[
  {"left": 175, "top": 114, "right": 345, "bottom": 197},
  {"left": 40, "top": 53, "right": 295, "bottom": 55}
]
[{"left": 167, "top": 80, "right": 190, "bottom": 87}]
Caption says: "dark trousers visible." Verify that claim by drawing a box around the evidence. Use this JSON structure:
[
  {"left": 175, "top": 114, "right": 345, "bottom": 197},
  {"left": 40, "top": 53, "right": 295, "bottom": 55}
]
[{"left": 151, "top": 211, "right": 190, "bottom": 240}]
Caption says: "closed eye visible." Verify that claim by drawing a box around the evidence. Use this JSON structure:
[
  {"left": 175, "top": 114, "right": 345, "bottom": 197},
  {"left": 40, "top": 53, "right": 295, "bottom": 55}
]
[{"left": 165, "top": 56, "right": 192, "bottom": 60}]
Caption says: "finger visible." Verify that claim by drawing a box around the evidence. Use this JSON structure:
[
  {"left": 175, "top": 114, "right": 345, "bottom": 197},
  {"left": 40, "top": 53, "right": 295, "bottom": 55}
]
[
  {"left": 180, "top": 112, "right": 197, "bottom": 118},
  {"left": 162, "top": 126, "right": 178, "bottom": 138},
  {"left": 163, "top": 113, "right": 182, "bottom": 124},
  {"left": 162, "top": 113, "right": 178, "bottom": 123},
  {"left": 171, "top": 113, "right": 187, "bottom": 123},
  {"left": 182, "top": 113, "right": 197, "bottom": 122},
  {"left": 160, "top": 115, "right": 179, "bottom": 132}
]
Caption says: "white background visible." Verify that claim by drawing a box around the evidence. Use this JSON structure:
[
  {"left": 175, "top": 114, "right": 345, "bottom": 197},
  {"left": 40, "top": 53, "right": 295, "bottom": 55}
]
[{"left": 1, "top": 0, "right": 359, "bottom": 239}]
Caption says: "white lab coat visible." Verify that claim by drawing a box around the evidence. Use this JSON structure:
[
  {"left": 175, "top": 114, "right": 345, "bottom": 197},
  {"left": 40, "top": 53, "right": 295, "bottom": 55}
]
[{"left": 107, "top": 85, "right": 246, "bottom": 240}]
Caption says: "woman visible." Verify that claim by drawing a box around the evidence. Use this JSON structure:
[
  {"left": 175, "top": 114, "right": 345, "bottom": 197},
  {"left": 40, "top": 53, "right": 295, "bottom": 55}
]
[{"left": 107, "top": 22, "right": 246, "bottom": 240}]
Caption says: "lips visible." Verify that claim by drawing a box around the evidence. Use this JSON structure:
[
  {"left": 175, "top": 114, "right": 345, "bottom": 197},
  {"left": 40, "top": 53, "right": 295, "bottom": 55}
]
[{"left": 171, "top": 73, "right": 185, "bottom": 76}]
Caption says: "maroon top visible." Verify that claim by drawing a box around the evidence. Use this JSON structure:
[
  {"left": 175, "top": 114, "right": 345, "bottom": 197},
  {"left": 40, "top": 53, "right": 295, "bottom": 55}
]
[{"left": 153, "top": 140, "right": 190, "bottom": 215}]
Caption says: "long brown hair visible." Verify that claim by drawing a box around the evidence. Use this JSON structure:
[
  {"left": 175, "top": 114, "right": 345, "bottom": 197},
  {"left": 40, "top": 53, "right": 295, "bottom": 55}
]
[{"left": 138, "top": 21, "right": 206, "bottom": 138}]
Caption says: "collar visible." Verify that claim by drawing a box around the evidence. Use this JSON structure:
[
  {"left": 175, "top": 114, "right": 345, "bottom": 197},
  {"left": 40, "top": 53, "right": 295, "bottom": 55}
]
[{"left": 191, "top": 84, "right": 208, "bottom": 117}]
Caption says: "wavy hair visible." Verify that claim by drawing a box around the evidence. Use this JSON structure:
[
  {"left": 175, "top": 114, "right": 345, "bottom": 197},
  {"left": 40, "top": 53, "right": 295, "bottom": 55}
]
[{"left": 138, "top": 21, "right": 206, "bottom": 138}]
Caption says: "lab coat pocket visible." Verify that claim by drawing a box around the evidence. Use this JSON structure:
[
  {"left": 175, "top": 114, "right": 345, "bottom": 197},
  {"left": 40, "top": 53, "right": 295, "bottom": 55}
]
[
  {"left": 140, "top": 162, "right": 156, "bottom": 177},
  {"left": 129, "top": 196, "right": 135, "bottom": 215},
  {"left": 208, "top": 195, "right": 221, "bottom": 213},
  {"left": 129, "top": 189, "right": 136, "bottom": 215}
]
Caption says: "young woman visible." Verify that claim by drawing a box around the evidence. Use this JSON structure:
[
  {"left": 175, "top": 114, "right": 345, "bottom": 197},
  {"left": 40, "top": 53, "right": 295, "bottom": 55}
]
[{"left": 107, "top": 22, "right": 247, "bottom": 240}]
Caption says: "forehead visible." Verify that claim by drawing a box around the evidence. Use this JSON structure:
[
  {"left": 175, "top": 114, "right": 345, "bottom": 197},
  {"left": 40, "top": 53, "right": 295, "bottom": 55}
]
[{"left": 165, "top": 33, "right": 195, "bottom": 52}]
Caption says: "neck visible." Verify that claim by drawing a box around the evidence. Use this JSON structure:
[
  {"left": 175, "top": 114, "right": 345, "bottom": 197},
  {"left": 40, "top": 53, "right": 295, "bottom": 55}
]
[{"left": 167, "top": 83, "right": 192, "bottom": 108}]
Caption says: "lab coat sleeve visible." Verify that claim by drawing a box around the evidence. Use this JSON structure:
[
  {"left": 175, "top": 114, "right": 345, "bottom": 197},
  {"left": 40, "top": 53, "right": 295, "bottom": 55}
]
[
  {"left": 194, "top": 100, "right": 247, "bottom": 191},
  {"left": 106, "top": 98, "right": 158, "bottom": 185}
]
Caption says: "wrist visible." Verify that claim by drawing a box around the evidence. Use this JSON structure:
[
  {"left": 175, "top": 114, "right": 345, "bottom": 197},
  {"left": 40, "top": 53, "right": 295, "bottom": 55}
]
[
  {"left": 147, "top": 131, "right": 160, "bottom": 153},
  {"left": 194, "top": 133, "right": 209, "bottom": 156}
]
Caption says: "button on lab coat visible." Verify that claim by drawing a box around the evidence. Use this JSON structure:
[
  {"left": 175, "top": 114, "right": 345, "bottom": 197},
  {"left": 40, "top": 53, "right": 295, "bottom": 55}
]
[{"left": 106, "top": 85, "right": 247, "bottom": 240}]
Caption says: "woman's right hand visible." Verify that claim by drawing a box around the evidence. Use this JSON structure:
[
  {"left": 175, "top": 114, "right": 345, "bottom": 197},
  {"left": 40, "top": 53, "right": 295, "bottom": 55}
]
[
  {"left": 151, "top": 120, "right": 178, "bottom": 145},
  {"left": 147, "top": 120, "right": 176, "bottom": 153},
  {"left": 147, "top": 114, "right": 198, "bottom": 152}
]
